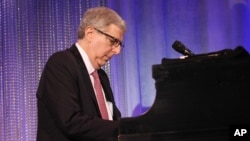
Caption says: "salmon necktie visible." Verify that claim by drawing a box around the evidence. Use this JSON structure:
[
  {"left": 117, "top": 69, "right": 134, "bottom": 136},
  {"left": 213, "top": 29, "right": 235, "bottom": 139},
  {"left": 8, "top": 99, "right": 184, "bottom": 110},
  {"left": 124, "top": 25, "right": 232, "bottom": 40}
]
[{"left": 92, "top": 71, "right": 109, "bottom": 120}]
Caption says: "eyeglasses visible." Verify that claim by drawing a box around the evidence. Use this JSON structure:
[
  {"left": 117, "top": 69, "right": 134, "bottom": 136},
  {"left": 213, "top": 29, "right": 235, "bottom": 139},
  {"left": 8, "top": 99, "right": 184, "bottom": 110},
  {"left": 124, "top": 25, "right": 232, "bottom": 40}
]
[{"left": 94, "top": 28, "right": 124, "bottom": 48}]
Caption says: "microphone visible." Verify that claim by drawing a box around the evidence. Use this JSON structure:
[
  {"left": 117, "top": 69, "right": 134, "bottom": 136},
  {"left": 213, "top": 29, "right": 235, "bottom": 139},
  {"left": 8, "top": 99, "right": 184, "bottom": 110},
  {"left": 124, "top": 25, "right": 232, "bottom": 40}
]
[{"left": 172, "top": 40, "right": 195, "bottom": 56}]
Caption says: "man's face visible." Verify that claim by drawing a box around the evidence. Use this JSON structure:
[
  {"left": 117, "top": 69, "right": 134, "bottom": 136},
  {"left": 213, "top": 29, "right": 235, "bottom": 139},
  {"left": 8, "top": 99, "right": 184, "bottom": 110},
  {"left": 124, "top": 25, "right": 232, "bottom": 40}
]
[{"left": 89, "top": 24, "right": 124, "bottom": 69}]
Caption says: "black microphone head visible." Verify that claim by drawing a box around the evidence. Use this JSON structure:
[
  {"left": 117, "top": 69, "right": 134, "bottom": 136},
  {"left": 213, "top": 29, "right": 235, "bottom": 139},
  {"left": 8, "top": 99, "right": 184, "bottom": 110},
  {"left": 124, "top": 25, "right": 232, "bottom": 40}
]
[
  {"left": 172, "top": 40, "right": 185, "bottom": 53},
  {"left": 172, "top": 40, "right": 195, "bottom": 56}
]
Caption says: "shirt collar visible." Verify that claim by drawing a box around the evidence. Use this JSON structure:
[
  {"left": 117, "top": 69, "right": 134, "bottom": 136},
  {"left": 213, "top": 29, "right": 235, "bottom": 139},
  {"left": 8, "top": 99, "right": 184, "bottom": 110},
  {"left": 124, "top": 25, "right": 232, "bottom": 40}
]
[{"left": 75, "top": 43, "right": 95, "bottom": 74}]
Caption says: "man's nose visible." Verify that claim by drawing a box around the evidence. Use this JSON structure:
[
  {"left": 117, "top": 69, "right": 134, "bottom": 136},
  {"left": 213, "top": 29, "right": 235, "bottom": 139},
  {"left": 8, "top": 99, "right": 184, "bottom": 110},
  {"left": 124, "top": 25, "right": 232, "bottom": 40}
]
[{"left": 112, "top": 47, "right": 121, "bottom": 55}]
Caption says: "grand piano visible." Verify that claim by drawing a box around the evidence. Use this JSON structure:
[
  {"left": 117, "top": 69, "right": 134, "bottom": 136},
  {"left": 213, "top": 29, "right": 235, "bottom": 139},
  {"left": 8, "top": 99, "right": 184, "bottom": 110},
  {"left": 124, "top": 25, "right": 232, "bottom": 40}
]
[{"left": 118, "top": 46, "right": 250, "bottom": 141}]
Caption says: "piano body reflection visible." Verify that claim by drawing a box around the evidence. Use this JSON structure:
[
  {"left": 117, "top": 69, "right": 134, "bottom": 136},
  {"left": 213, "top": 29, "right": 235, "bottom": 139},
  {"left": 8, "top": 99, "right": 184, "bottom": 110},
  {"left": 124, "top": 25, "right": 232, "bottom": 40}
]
[{"left": 118, "top": 47, "right": 250, "bottom": 141}]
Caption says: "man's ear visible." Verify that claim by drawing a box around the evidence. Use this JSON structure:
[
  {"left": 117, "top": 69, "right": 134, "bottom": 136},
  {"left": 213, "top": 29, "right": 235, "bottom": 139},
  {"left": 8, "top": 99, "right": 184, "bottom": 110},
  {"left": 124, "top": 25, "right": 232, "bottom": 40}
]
[{"left": 84, "top": 26, "right": 94, "bottom": 42}]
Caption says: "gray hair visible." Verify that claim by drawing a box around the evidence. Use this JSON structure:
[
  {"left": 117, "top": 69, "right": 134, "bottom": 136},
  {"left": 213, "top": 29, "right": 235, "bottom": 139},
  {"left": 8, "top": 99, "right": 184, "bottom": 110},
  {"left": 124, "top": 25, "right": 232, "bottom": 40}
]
[{"left": 78, "top": 7, "right": 126, "bottom": 39}]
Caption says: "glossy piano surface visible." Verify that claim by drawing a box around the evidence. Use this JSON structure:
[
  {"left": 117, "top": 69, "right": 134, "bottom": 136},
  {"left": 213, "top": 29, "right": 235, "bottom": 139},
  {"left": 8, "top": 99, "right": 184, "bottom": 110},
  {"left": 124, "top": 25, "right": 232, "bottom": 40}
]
[{"left": 118, "top": 47, "right": 250, "bottom": 141}]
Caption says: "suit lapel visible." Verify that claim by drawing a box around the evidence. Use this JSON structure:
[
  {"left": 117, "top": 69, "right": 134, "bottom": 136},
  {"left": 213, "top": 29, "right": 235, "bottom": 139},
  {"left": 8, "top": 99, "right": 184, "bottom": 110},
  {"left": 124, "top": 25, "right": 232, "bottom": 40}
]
[
  {"left": 67, "top": 44, "right": 98, "bottom": 105},
  {"left": 98, "top": 70, "right": 114, "bottom": 103}
]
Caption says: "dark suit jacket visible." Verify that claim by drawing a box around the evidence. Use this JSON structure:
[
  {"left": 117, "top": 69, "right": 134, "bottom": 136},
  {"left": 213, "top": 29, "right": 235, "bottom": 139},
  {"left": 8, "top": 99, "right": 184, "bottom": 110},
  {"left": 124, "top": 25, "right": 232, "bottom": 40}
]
[{"left": 36, "top": 44, "right": 121, "bottom": 141}]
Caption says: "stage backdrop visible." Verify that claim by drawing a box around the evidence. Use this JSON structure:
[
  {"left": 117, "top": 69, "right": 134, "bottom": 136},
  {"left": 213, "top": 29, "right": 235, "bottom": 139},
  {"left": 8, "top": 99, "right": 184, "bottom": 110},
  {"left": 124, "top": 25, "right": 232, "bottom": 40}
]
[{"left": 1, "top": 0, "right": 250, "bottom": 141}]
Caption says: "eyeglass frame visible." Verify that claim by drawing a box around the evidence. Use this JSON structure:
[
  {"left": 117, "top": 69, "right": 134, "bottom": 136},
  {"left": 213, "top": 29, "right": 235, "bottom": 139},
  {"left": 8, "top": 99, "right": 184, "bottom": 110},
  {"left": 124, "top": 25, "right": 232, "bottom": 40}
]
[{"left": 94, "top": 28, "right": 124, "bottom": 48}]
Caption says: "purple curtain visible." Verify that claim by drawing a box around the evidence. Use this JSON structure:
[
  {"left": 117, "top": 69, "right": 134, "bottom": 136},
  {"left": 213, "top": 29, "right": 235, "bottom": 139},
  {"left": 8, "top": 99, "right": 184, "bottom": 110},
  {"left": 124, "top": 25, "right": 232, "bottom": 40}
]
[
  {"left": 107, "top": 0, "right": 250, "bottom": 117},
  {"left": 1, "top": 0, "right": 250, "bottom": 140}
]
